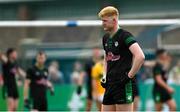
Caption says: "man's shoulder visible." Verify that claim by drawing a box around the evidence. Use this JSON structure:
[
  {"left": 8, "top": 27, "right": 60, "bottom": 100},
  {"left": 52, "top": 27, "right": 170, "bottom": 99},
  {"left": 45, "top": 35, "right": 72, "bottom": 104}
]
[
  {"left": 96, "top": 62, "right": 103, "bottom": 67},
  {"left": 94, "top": 62, "right": 103, "bottom": 71},
  {"left": 153, "top": 62, "right": 162, "bottom": 71},
  {"left": 103, "top": 33, "right": 109, "bottom": 37},
  {"left": 120, "top": 28, "right": 133, "bottom": 38},
  {"left": 93, "top": 62, "right": 100, "bottom": 69},
  {"left": 102, "top": 33, "right": 110, "bottom": 41},
  {"left": 27, "top": 66, "right": 36, "bottom": 72}
]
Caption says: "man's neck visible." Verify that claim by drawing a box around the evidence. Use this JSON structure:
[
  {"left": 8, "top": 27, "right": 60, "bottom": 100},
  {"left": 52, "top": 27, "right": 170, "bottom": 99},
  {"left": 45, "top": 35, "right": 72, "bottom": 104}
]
[
  {"left": 93, "top": 57, "right": 99, "bottom": 63},
  {"left": 36, "top": 63, "right": 44, "bottom": 69},
  {"left": 109, "top": 24, "right": 119, "bottom": 37},
  {"left": 9, "top": 58, "right": 15, "bottom": 63},
  {"left": 157, "top": 59, "right": 165, "bottom": 65}
]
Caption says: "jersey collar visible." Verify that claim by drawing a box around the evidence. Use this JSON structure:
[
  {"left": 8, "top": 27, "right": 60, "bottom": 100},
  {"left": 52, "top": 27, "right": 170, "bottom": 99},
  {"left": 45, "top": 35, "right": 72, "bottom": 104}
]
[
  {"left": 35, "top": 63, "right": 45, "bottom": 70},
  {"left": 110, "top": 27, "right": 121, "bottom": 39}
]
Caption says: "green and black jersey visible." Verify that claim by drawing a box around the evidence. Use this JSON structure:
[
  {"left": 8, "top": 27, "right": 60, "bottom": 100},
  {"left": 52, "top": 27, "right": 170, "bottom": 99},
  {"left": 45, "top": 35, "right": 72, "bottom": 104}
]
[
  {"left": 102, "top": 28, "right": 136, "bottom": 83},
  {"left": 26, "top": 65, "right": 49, "bottom": 99},
  {"left": 2, "top": 61, "right": 19, "bottom": 98},
  {"left": 2, "top": 61, "right": 18, "bottom": 88},
  {"left": 153, "top": 63, "right": 168, "bottom": 87},
  {"left": 152, "top": 63, "right": 172, "bottom": 103}
]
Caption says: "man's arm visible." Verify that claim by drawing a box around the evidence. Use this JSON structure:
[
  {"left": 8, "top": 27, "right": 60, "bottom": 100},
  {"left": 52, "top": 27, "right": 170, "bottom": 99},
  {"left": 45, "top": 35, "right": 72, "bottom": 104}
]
[
  {"left": 24, "top": 79, "right": 30, "bottom": 100},
  {"left": 76, "top": 71, "right": 85, "bottom": 95},
  {"left": 92, "top": 78, "right": 98, "bottom": 97},
  {"left": 0, "top": 53, "right": 7, "bottom": 63},
  {"left": 128, "top": 43, "right": 145, "bottom": 78},
  {"left": 103, "top": 52, "right": 107, "bottom": 78},
  {"left": 46, "top": 80, "right": 54, "bottom": 95},
  {"left": 23, "top": 78, "right": 32, "bottom": 109},
  {"left": 91, "top": 65, "right": 99, "bottom": 99},
  {"left": 17, "top": 67, "right": 26, "bottom": 79},
  {"left": 155, "top": 75, "right": 174, "bottom": 94},
  {"left": 144, "top": 60, "right": 156, "bottom": 68},
  {"left": 101, "top": 52, "right": 107, "bottom": 88}
]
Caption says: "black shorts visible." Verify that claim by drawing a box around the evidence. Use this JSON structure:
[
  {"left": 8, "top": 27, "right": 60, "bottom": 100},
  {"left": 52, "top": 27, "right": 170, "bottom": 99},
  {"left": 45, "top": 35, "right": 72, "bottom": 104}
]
[
  {"left": 32, "top": 96, "right": 47, "bottom": 111},
  {"left": 152, "top": 86, "right": 172, "bottom": 103},
  {"left": 132, "top": 80, "right": 139, "bottom": 97},
  {"left": 6, "top": 86, "right": 19, "bottom": 99},
  {"left": 103, "top": 80, "right": 134, "bottom": 105}
]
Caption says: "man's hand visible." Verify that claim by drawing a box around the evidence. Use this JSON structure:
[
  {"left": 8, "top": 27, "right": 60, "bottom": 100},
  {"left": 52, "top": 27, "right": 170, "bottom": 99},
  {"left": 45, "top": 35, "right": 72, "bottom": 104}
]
[
  {"left": 48, "top": 86, "right": 54, "bottom": 96},
  {"left": 47, "top": 81, "right": 54, "bottom": 96},
  {"left": 0, "top": 53, "right": 7, "bottom": 63},
  {"left": 167, "top": 87, "right": 174, "bottom": 94},
  {"left": 119, "top": 72, "right": 132, "bottom": 85}
]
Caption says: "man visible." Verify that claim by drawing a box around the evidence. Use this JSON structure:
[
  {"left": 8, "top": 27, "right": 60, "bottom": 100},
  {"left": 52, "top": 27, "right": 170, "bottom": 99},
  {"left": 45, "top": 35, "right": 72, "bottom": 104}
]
[
  {"left": 91, "top": 55, "right": 105, "bottom": 111},
  {"left": 152, "top": 49, "right": 176, "bottom": 111},
  {"left": 71, "top": 61, "right": 85, "bottom": 95},
  {"left": 0, "top": 48, "right": 25, "bottom": 111},
  {"left": 84, "top": 47, "right": 101, "bottom": 111},
  {"left": 24, "top": 51, "right": 54, "bottom": 111},
  {"left": 169, "top": 60, "right": 180, "bottom": 85},
  {"left": 98, "top": 6, "right": 145, "bottom": 111}
]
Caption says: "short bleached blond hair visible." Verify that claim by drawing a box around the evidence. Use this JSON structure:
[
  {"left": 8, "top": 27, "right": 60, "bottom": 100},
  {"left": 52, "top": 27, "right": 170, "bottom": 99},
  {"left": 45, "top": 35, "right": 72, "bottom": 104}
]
[{"left": 98, "top": 6, "right": 119, "bottom": 18}]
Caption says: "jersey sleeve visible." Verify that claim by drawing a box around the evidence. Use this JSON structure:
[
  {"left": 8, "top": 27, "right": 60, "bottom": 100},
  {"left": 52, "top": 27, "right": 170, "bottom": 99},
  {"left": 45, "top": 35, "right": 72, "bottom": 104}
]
[
  {"left": 153, "top": 65, "right": 161, "bottom": 76},
  {"left": 123, "top": 32, "right": 137, "bottom": 48}
]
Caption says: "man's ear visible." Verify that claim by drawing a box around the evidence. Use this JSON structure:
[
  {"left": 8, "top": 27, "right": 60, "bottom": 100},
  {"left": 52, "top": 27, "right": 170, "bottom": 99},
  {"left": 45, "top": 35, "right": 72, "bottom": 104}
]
[{"left": 113, "top": 18, "right": 117, "bottom": 24}]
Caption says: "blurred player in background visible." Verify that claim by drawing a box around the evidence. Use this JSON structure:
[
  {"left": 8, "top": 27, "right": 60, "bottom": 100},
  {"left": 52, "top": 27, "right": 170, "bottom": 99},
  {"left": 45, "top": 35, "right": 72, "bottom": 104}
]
[
  {"left": 84, "top": 47, "right": 101, "bottom": 111},
  {"left": 91, "top": 55, "right": 105, "bottom": 111},
  {"left": 71, "top": 61, "right": 85, "bottom": 95},
  {"left": 48, "top": 61, "right": 64, "bottom": 84},
  {"left": 133, "top": 57, "right": 158, "bottom": 111},
  {"left": 152, "top": 49, "right": 176, "bottom": 111},
  {"left": 169, "top": 60, "right": 180, "bottom": 85},
  {"left": 24, "top": 51, "right": 54, "bottom": 111},
  {"left": 0, "top": 48, "right": 25, "bottom": 111},
  {"left": 99, "top": 6, "right": 145, "bottom": 111}
]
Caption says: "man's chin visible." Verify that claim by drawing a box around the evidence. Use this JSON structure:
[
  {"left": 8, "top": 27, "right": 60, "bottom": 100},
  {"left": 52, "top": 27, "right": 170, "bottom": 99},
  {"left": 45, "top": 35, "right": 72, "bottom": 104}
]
[{"left": 104, "top": 28, "right": 109, "bottom": 32}]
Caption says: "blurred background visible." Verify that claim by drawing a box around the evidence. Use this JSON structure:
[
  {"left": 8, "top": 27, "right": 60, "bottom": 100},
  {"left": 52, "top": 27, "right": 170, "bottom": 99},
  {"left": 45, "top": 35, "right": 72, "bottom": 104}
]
[{"left": 0, "top": 0, "right": 180, "bottom": 111}]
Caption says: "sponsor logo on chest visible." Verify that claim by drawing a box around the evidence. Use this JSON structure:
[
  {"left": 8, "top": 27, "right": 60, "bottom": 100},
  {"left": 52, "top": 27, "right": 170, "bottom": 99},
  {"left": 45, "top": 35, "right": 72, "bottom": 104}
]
[
  {"left": 106, "top": 52, "right": 120, "bottom": 61},
  {"left": 114, "top": 41, "right": 119, "bottom": 47},
  {"left": 35, "top": 71, "right": 48, "bottom": 76}
]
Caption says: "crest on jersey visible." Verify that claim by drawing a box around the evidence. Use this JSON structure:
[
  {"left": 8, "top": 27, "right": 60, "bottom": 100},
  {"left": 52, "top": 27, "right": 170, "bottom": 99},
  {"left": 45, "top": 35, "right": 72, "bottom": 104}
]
[
  {"left": 115, "top": 41, "right": 118, "bottom": 47},
  {"left": 105, "top": 43, "right": 108, "bottom": 47},
  {"left": 36, "top": 72, "right": 40, "bottom": 76}
]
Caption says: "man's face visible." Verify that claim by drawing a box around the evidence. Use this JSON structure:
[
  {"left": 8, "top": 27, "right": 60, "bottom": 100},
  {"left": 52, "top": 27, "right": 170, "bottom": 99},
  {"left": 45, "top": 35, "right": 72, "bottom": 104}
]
[
  {"left": 159, "top": 52, "right": 169, "bottom": 61},
  {"left": 10, "top": 51, "right": 18, "bottom": 60},
  {"left": 101, "top": 16, "right": 115, "bottom": 32},
  {"left": 36, "top": 54, "right": 46, "bottom": 65}
]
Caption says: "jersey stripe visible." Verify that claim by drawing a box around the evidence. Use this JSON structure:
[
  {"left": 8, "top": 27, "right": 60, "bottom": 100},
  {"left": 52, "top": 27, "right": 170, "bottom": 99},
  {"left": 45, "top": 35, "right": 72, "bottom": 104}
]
[{"left": 125, "top": 36, "right": 135, "bottom": 45}]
